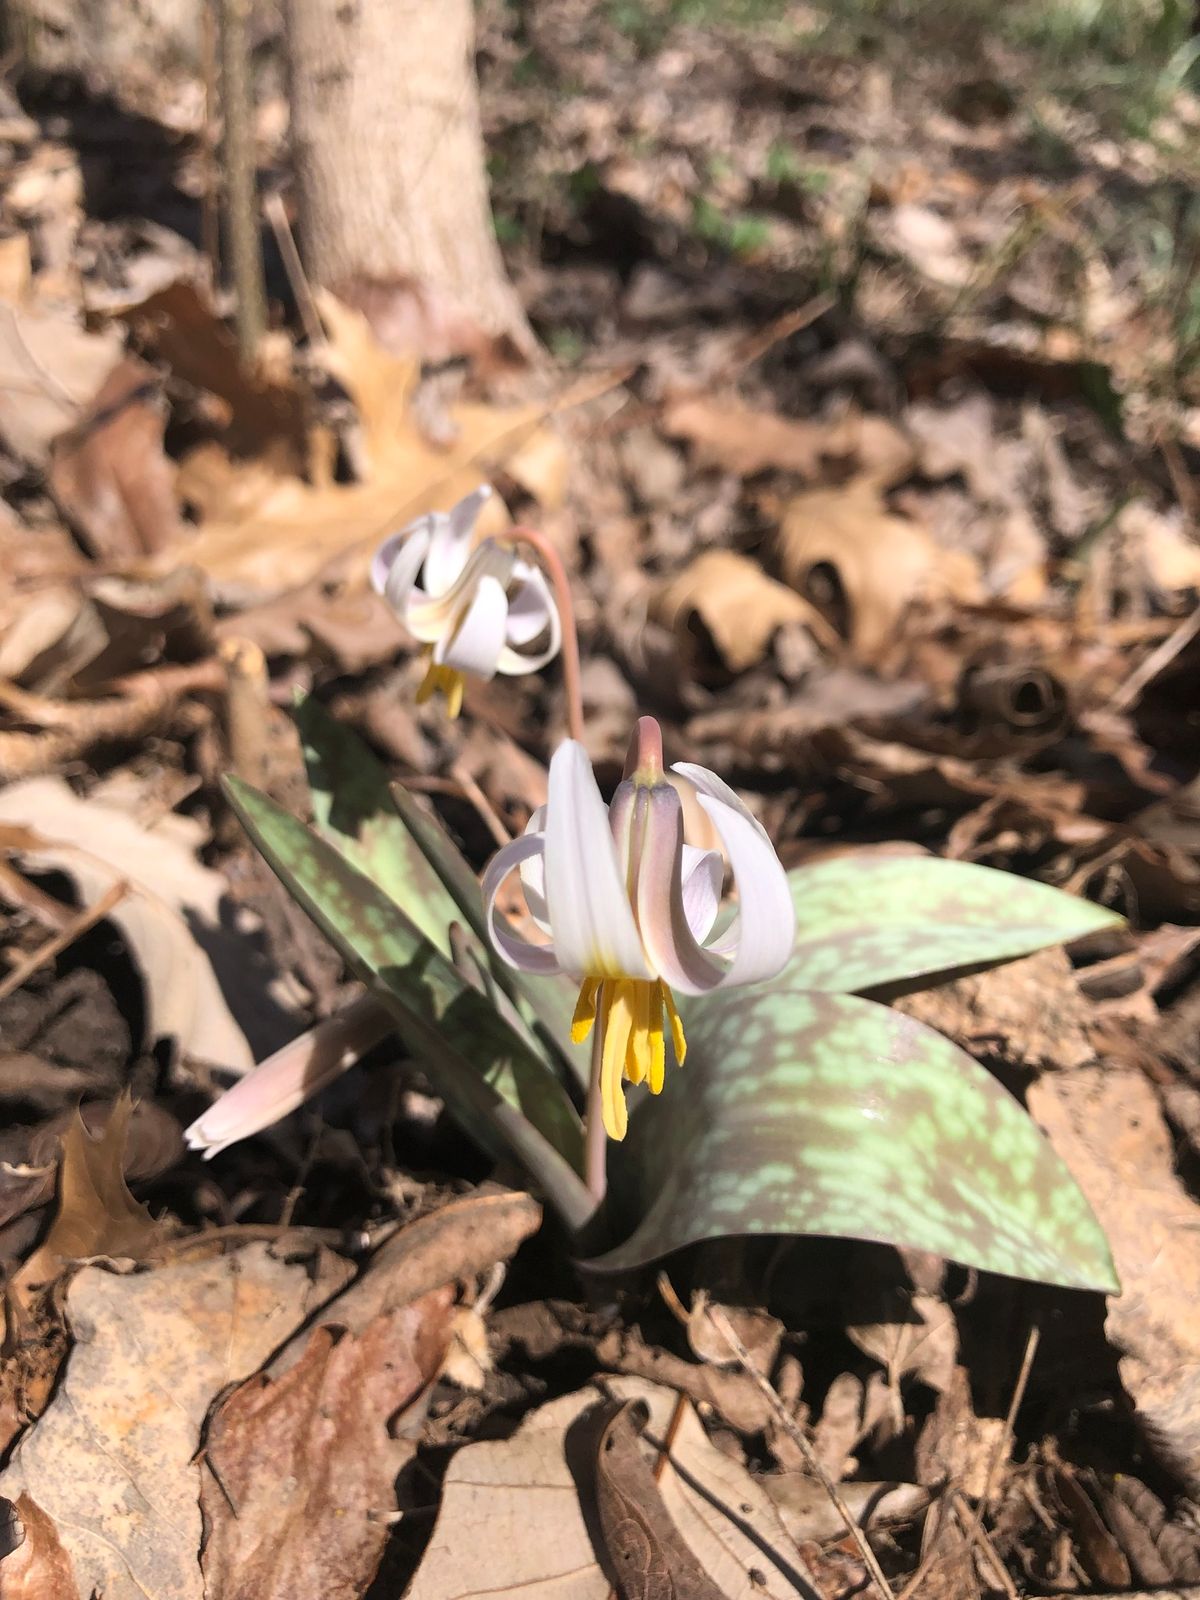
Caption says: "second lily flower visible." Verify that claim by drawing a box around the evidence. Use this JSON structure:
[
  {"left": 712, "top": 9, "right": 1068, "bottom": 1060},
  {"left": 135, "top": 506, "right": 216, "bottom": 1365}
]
[
  {"left": 372, "top": 486, "right": 562, "bottom": 717},
  {"left": 484, "top": 718, "right": 795, "bottom": 1140}
]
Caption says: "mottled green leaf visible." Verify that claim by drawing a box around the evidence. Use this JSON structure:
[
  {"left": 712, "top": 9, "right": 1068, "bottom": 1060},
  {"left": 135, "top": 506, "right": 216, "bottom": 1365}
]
[
  {"left": 295, "top": 696, "right": 463, "bottom": 956},
  {"left": 788, "top": 855, "right": 1122, "bottom": 995},
  {"left": 223, "top": 776, "right": 588, "bottom": 1221},
  {"left": 592, "top": 977, "right": 1116, "bottom": 1292}
]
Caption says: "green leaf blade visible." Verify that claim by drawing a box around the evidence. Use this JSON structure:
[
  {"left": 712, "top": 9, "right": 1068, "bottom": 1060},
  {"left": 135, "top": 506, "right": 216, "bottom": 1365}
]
[
  {"left": 788, "top": 855, "right": 1122, "bottom": 994},
  {"left": 294, "top": 695, "right": 465, "bottom": 956},
  {"left": 222, "top": 776, "right": 586, "bottom": 1199},
  {"left": 592, "top": 980, "right": 1117, "bottom": 1292}
]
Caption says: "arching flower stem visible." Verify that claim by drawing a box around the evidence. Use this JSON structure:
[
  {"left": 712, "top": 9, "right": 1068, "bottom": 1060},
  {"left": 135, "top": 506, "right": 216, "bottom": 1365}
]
[{"left": 507, "top": 524, "right": 585, "bottom": 744}]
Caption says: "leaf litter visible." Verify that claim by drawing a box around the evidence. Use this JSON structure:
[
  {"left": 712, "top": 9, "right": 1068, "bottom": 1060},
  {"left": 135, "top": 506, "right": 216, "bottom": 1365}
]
[{"left": 2, "top": 3, "right": 1200, "bottom": 1595}]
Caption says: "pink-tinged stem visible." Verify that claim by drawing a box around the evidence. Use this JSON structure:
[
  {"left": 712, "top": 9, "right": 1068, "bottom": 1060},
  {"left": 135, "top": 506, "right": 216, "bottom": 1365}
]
[
  {"left": 585, "top": 1009, "right": 608, "bottom": 1205},
  {"left": 508, "top": 523, "right": 585, "bottom": 745}
]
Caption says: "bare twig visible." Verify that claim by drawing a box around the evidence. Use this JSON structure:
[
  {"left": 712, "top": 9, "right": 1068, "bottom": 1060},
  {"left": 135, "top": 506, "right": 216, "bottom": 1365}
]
[
  {"left": 448, "top": 760, "right": 511, "bottom": 848},
  {"left": 1111, "top": 602, "right": 1200, "bottom": 711},
  {"left": 264, "top": 189, "right": 325, "bottom": 349},
  {"left": 0, "top": 879, "right": 129, "bottom": 1003},
  {"left": 220, "top": 0, "right": 267, "bottom": 359},
  {"left": 201, "top": 0, "right": 221, "bottom": 289},
  {"left": 703, "top": 1301, "right": 893, "bottom": 1600}
]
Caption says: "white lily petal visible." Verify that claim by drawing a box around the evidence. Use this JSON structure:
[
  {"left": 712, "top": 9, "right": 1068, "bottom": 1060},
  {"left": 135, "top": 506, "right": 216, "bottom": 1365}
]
[
  {"left": 690, "top": 788, "right": 795, "bottom": 987},
  {"left": 434, "top": 572, "right": 509, "bottom": 679},
  {"left": 518, "top": 805, "right": 551, "bottom": 932},
  {"left": 672, "top": 761, "right": 774, "bottom": 842},
  {"left": 544, "top": 740, "right": 652, "bottom": 982},
  {"left": 681, "top": 843, "right": 723, "bottom": 943},
  {"left": 372, "top": 524, "right": 433, "bottom": 619},
  {"left": 482, "top": 831, "right": 561, "bottom": 974},
  {"left": 424, "top": 486, "right": 492, "bottom": 596},
  {"left": 497, "top": 563, "right": 562, "bottom": 675}
]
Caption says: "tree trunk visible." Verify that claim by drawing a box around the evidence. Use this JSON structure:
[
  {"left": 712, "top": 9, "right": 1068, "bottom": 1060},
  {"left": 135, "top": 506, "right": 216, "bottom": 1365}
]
[{"left": 284, "top": 0, "right": 532, "bottom": 356}]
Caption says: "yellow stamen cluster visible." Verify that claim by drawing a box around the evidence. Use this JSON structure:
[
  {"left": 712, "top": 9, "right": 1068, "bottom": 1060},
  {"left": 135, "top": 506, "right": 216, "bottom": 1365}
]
[
  {"left": 415, "top": 647, "right": 466, "bottom": 720},
  {"left": 571, "top": 976, "right": 687, "bottom": 1141}
]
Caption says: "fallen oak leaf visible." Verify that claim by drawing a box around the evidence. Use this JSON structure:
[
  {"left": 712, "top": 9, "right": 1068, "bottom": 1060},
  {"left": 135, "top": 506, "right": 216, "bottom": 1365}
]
[
  {"left": 10, "top": 1092, "right": 173, "bottom": 1309},
  {"left": 593, "top": 1399, "right": 725, "bottom": 1600},
  {"left": 652, "top": 549, "right": 838, "bottom": 677},
  {"left": 776, "top": 476, "right": 983, "bottom": 664},
  {"left": 662, "top": 396, "right": 914, "bottom": 486}
]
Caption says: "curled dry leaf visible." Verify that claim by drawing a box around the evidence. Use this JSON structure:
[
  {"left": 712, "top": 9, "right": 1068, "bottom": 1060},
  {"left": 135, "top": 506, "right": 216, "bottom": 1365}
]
[
  {"left": 651, "top": 548, "right": 836, "bottom": 675},
  {"left": 200, "top": 1287, "right": 454, "bottom": 1600},
  {"left": 776, "top": 476, "right": 983, "bottom": 664},
  {"left": 406, "top": 1377, "right": 817, "bottom": 1600},
  {"left": 1027, "top": 1066, "right": 1200, "bottom": 1491},
  {"left": 0, "top": 777, "right": 289, "bottom": 1071},
  {"left": 592, "top": 1398, "right": 726, "bottom": 1600},
  {"left": 0, "top": 1243, "right": 354, "bottom": 1600}
]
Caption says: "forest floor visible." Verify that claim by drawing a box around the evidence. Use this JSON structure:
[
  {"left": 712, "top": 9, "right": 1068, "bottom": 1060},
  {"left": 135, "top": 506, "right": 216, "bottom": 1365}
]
[{"left": 2, "top": 1, "right": 1200, "bottom": 1595}]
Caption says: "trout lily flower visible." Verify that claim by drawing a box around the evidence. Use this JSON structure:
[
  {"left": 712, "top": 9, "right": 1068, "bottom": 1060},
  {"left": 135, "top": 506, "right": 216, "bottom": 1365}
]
[
  {"left": 371, "top": 486, "right": 562, "bottom": 718},
  {"left": 483, "top": 718, "right": 795, "bottom": 1140}
]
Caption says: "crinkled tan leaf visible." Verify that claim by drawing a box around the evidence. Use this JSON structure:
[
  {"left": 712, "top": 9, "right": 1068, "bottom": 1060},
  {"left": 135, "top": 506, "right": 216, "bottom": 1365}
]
[
  {"left": 406, "top": 1377, "right": 817, "bottom": 1600},
  {"left": 0, "top": 1244, "right": 354, "bottom": 1600}
]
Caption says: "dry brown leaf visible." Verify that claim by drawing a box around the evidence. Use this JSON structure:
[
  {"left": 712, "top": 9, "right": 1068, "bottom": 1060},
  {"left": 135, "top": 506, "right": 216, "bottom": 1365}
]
[
  {"left": 123, "top": 279, "right": 308, "bottom": 467},
  {"left": 0, "top": 1243, "right": 354, "bottom": 1600},
  {"left": 593, "top": 1399, "right": 726, "bottom": 1600},
  {"left": 914, "top": 1365, "right": 1007, "bottom": 1497},
  {"left": 762, "top": 1474, "right": 930, "bottom": 1544},
  {"left": 48, "top": 356, "right": 183, "bottom": 560},
  {"left": 406, "top": 1377, "right": 816, "bottom": 1600},
  {"left": 0, "top": 1097, "right": 181, "bottom": 1238},
  {"left": 776, "top": 476, "right": 983, "bottom": 663},
  {"left": 653, "top": 548, "right": 836, "bottom": 675},
  {"left": 132, "top": 289, "right": 576, "bottom": 606},
  {"left": 1028, "top": 1067, "right": 1200, "bottom": 1492},
  {"left": 200, "top": 1287, "right": 454, "bottom": 1600},
  {"left": 0, "top": 1493, "right": 77, "bottom": 1600},
  {"left": 1120, "top": 501, "right": 1200, "bottom": 598},
  {"left": 0, "top": 777, "right": 287, "bottom": 1071},
  {"left": 662, "top": 395, "right": 914, "bottom": 485},
  {"left": 847, "top": 1291, "right": 958, "bottom": 1396},
  {"left": 13, "top": 1094, "right": 170, "bottom": 1304},
  {"left": 0, "top": 302, "right": 122, "bottom": 467}
]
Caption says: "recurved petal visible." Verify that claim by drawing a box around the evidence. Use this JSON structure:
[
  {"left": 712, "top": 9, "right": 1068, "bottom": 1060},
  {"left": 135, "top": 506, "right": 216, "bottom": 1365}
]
[
  {"left": 544, "top": 741, "right": 652, "bottom": 982},
  {"left": 518, "top": 805, "right": 551, "bottom": 932},
  {"left": 497, "top": 562, "right": 562, "bottom": 674},
  {"left": 681, "top": 843, "right": 723, "bottom": 942},
  {"left": 371, "top": 523, "right": 434, "bottom": 617},
  {"left": 690, "top": 784, "right": 795, "bottom": 987},
  {"left": 482, "top": 831, "right": 562, "bottom": 975},
  {"left": 435, "top": 573, "right": 509, "bottom": 679},
  {"left": 672, "top": 761, "right": 773, "bottom": 842},
  {"left": 424, "top": 485, "right": 492, "bottom": 596}
]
